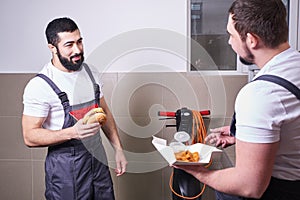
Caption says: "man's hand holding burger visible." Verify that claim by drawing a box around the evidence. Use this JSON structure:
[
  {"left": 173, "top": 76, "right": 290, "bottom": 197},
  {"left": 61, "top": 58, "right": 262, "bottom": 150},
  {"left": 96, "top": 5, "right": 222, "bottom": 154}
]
[{"left": 73, "top": 108, "right": 107, "bottom": 139}]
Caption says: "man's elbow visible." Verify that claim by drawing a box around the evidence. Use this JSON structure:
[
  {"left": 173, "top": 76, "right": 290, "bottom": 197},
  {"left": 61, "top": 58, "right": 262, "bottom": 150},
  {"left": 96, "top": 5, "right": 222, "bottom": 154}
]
[
  {"left": 243, "top": 191, "right": 264, "bottom": 199},
  {"left": 23, "top": 137, "right": 35, "bottom": 147},
  {"left": 22, "top": 132, "right": 37, "bottom": 147},
  {"left": 242, "top": 185, "right": 267, "bottom": 199}
]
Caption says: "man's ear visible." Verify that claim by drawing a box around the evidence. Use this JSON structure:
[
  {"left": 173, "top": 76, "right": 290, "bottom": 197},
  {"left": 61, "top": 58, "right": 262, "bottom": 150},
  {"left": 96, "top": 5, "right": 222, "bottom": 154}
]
[
  {"left": 48, "top": 44, "right": 57, "bottom": 54},
  {"left": 246, "top": 33, "right": 259, "bottom": 49}
]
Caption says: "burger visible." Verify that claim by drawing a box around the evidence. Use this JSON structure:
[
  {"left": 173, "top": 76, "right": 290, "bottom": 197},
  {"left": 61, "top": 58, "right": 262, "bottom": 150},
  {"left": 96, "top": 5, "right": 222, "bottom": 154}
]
[{"left": 82, "top": 107, "right": 107, "bottom": 125}]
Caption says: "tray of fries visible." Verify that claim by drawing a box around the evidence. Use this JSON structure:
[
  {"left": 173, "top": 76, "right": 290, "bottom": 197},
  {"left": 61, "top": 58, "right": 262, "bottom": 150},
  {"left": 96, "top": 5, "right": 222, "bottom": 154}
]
[{"left": 152, "top": 136, "right": 222, "bottom": 165}]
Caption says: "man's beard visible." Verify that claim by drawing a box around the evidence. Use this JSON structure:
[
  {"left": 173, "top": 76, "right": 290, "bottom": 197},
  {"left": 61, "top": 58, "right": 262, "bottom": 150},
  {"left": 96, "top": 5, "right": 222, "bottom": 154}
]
[
  {"left": 239, "top": 57, "right": 254, "bottom": 65},
  {"left": 57, "top": 50, "right": 84, "bottom": 71},
  {"left": 239, "top": 43, "right": 255, "bottom": 65}
]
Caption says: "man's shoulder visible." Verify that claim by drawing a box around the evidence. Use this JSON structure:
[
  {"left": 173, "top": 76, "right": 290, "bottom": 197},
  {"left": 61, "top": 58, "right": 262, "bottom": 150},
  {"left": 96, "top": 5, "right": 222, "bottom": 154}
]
[
  {"left": 25, "top": 62, "right": 56, "bottom": 94},
  {"left": 24, "top": 75, "right": 54, "bottom": 95},
  {"left": 82, "top": 63, "right": 100, "bottom": 75}
]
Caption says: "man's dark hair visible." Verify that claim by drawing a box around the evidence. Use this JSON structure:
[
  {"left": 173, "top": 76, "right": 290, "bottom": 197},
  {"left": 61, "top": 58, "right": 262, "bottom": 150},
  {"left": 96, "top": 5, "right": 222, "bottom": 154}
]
[
  {"left": 229, "top": 0, "right": 288, "bottom": 48},
  {"left": 45, "top": 17, "right": 79, "bottom": 46}
]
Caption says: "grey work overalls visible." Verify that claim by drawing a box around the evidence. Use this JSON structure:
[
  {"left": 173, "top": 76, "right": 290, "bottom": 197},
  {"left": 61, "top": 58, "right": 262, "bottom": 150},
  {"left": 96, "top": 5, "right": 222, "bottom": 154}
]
[
  {"left": 37, "top": 64, "right": 115, "bottom": 200},
  {"left": 217, "top": 75, "right": 300, "bottom": 200}
]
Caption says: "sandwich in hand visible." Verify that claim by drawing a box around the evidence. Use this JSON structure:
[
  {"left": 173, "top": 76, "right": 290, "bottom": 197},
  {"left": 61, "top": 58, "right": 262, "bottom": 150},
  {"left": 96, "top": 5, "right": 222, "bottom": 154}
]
[{"left": 82, "top": 107, "right": 107, "bottom": 125}]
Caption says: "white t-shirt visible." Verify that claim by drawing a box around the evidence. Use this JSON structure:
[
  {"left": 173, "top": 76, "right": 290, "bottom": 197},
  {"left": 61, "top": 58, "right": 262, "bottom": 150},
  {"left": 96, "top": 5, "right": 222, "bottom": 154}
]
[
  {"left": 23, "top": 62, "right": 104, "bottom": 131},
  {"left": 235, "top": 48, "right": 300, "bottom": 180}
]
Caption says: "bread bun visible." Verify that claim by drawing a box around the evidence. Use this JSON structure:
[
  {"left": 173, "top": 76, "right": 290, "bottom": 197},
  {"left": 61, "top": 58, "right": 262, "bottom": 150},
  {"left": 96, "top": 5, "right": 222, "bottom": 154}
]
[{"left": 83, "top": 107, "right": 107, "bottom": 125}]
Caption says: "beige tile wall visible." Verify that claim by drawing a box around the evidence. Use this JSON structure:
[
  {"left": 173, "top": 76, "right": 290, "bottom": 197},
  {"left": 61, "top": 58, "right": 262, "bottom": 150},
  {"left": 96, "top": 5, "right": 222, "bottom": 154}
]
[{"left": 0, "top": 72, "right": 247, "bottom": 200}]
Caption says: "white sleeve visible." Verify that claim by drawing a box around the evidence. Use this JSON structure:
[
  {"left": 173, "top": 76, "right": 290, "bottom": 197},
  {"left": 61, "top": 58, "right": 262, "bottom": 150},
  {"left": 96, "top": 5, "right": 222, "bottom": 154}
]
[
  {"left": 22, "top": 77, "right": 57, "bottom": 117},
  {"left": 235, "top": 82, "right": 286, "bottom": 143}
]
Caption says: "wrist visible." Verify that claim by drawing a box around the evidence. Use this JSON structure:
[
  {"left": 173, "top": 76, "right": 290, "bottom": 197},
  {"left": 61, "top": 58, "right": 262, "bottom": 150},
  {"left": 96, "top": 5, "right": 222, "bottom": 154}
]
[
  {"left": 114, "top": 146, "right": 123, "bottom": 151},
  {"left": 65, "top": 126, "right": 77, "bottom": 140}
]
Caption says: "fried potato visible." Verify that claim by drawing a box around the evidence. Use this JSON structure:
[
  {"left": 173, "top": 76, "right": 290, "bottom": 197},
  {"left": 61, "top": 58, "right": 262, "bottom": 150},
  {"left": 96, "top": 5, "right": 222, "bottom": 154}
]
[{"left": 175, "top": 150, "right": 200, "bottom": 162}]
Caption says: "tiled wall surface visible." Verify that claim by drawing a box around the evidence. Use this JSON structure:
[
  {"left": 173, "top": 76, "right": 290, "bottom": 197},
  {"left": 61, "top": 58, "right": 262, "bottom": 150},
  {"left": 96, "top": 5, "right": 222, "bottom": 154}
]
[{"left": 0, "top": 72, "right": 247, "bottom": 200}]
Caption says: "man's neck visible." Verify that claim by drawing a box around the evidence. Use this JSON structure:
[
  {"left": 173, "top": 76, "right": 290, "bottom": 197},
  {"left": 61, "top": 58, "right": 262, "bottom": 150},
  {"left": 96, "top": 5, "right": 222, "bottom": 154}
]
[{"left": 255, "top": 42, "right": 290, "bottom": 69}]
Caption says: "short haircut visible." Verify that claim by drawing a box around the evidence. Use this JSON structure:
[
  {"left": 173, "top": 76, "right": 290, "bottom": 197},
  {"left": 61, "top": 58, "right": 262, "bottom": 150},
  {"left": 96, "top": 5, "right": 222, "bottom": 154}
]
[
  {"left": 45, "top": 17, "right": 79, "bottom": 46},
  {"left": 229, "top": 0, "right": 288, "bottom": 48}
]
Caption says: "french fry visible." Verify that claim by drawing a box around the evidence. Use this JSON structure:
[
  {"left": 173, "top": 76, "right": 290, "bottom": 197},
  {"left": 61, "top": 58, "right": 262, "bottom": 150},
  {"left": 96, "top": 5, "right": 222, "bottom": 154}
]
[{"left": 175, "top": 150, "right": 200, "bottom": 162}]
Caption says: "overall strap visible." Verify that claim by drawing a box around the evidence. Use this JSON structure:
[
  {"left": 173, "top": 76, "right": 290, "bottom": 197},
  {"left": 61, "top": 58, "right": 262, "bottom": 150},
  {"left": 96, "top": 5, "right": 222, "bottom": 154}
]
[
  {"left": 254, "top": 74, "right": 300, "bottom": 100},
  {"left": 230, "top": 74, "right": 300, "bottom": 137},
  {"left": 36, "top": 74, "right": 71, "bottom": 110},
  {"left": 36, "top": 74, "right": 73, "bottom": 129},
  {"left": 82, "top": 63, "right": 101, "bottom": 106}
]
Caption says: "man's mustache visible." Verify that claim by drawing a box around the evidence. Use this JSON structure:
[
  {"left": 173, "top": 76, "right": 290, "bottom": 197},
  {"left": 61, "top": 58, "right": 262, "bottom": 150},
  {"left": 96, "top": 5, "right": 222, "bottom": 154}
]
[{"left": 70, "top": 53, "right": 84, "bottom": 60}]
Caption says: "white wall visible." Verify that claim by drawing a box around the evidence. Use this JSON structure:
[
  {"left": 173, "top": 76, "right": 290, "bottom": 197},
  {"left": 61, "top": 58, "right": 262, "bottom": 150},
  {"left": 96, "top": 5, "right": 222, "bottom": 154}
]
[
  {"left": 0, "top": 0, "right": 187, "bottom": 73},
  {"left": 1, "top": 0, "right": 298, "bottom": 73},
  {"left": 288, "top": 0, "right": 300, "bottom": 51}
]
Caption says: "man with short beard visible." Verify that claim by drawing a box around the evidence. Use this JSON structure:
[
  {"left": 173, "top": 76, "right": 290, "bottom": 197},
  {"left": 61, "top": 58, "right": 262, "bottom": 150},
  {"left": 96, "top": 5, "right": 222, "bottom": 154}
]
[
  {"left": 22, "top": 17, "right": 127, "bottom": 200},
  {"left": 174, "top": 0, "right": 300, "bottom": 200}
]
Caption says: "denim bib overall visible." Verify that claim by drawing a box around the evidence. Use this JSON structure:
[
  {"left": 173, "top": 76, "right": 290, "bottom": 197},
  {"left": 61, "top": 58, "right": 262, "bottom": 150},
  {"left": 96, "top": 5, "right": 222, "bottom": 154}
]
[{"left": 37, "top": 64, "right": 115, "bottom": 200}]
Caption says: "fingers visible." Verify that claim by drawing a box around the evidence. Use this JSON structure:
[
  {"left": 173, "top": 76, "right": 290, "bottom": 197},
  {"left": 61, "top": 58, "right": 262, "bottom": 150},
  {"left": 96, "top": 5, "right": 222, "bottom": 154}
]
[
  {"left": 216, "top": 140, "right": 223, "bottom": 147},
  {"left": 115, "top": 158, "right": 127, "bottom": 176},
  {"left": 210, "top": 127, "right": 224, "bottom": 133},
  {"left": 80, "top": 124, "right": 100, "bottom": 135},
  {"left": 206, "top": 132, "right": 231, "bottom": 147},
  {"left": 221, "top": 142, "right": 228, "bottom": 148},
  {"left": 114, "top": 150, "right": 127, "bottom": 176},
  {"left": 205, "top": 137, "right": 215, "bottom": 145},
  {"left": 210, "top": 126, "right": 231, "bottom": 137},
  {"left": 74, "top": 119, "right": 101, "bottom": 139},
  {"left": 77, "top": 132, "right": 98, "bottom": 139},
  {"left": 115, "top": 161, "right": 127, "bottom": 176},
  {"left": 205, "top": 132, "right": 220, "bottom": 145},
  {"left": 115, "top": 162, "right": 122, "bottom": 176}
]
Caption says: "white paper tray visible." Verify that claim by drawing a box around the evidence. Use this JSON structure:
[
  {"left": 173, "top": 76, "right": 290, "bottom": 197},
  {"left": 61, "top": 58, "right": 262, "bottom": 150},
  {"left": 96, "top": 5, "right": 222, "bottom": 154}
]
[{"left": 152, "top": 136, "right": 222, "bottom": 165}]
